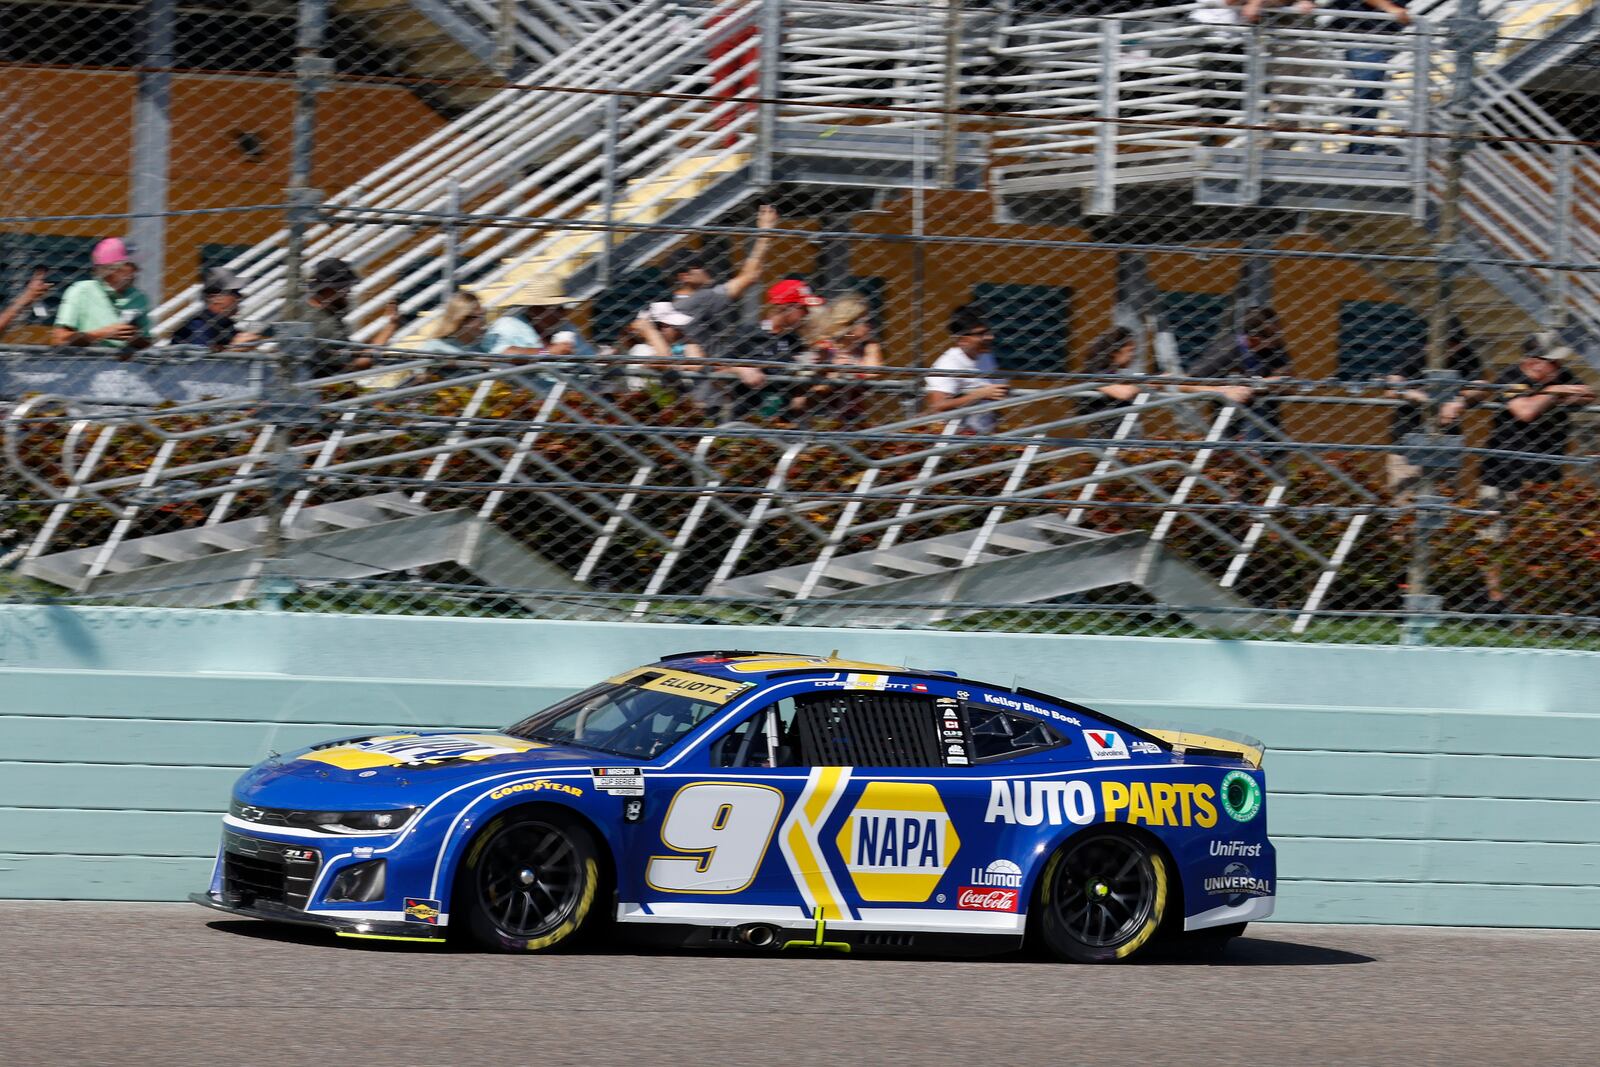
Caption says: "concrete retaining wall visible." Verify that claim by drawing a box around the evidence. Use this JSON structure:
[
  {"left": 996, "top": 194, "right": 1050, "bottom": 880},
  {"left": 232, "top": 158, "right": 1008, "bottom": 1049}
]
[{"left": 2, "top": 605, "right": 1596, "bottom": 926}]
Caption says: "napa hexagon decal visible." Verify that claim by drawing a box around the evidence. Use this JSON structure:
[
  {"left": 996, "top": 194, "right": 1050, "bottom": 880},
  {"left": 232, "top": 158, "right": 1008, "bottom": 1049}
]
[{"left": 834, "top": 782, "right": 960, "bottom": 902}]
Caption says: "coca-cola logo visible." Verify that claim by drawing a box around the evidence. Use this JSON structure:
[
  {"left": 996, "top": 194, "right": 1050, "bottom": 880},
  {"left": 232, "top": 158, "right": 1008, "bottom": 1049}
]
[{"left": 957, "top": 887, "right": 1019, "bottom": 912}]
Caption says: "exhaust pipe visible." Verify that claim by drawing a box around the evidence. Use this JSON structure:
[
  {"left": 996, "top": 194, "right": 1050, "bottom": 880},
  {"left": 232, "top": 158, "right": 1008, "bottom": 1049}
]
[{"left": 737, "top": 923, "right": 778, "bottom": 948}]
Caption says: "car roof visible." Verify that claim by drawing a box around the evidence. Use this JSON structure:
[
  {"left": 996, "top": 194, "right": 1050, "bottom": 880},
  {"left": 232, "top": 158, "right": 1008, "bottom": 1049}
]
[{"left": 654, "top": 651, "right": 909, "bottom": 682}]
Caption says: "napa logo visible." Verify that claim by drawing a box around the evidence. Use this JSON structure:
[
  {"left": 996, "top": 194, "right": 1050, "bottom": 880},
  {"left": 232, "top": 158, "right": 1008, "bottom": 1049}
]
[{"left": 834, "top": 782, "right": 960, "bottom": 902}]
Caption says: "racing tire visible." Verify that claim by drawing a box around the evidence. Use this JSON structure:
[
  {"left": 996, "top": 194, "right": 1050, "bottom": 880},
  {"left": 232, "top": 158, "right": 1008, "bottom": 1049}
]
[
  {"left": 457, "top": 810, "right": 603, "bottom": 953},
  {"left": 1038, "top": 829, "right": 1169, "bottom": 964}
]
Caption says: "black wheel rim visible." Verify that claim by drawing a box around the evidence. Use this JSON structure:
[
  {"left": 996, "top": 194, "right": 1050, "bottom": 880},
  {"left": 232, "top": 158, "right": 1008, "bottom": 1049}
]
[
  {"left": 476, "top": 821, "right": 583, "bottom": 939},
  {"left": 1051, "top": 835, "right": 1155, "bottom": 948}
]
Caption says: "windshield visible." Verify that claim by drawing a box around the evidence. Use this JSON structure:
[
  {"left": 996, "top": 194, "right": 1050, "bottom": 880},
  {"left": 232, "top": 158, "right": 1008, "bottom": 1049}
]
[{"left": 506, "top": 678, "right": 730, "bottom": 760}]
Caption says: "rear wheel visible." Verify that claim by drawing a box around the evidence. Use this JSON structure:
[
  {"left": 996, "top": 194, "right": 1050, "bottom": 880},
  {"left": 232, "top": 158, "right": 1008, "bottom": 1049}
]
[
  {"left": 1038, "top": 829, "right": 1169, "bottom": 963},
  {"left": 457, "top": 811, "right": 602, "bottom": 953}
]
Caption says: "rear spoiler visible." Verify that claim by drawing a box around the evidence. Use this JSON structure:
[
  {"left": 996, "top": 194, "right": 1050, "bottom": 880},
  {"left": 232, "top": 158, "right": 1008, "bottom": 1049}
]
[{"left": 1145, "top": 729, "right": 1264, "bottom": 769}]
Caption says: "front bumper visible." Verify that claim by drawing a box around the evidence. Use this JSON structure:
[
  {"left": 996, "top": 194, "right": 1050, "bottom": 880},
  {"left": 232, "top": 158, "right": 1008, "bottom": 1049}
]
[{"left": 189, "top": 891, "right": 447, "bottom": 942}]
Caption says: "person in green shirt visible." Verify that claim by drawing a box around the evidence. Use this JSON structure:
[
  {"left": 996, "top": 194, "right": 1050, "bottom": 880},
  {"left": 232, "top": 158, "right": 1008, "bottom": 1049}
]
[{"left": 51, "top": 237, "right": 152, "bottom": 353}]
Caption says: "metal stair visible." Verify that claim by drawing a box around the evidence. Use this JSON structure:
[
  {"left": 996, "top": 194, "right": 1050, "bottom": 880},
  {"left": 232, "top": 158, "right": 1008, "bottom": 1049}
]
[
  {"left": 150, "top": 0, "right": 983, "bottom": 347},
  {"left": 19, "top": 492, "right": 589, "bottom": 609},
  {"left": 707, "top": 513, "right": 1262, "bottom": 631}
]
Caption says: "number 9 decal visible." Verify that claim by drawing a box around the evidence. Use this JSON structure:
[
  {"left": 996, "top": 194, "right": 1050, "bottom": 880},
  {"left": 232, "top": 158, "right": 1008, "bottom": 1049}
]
[{"left": 646, "top": 782, "right": 785, "bottom": 893}]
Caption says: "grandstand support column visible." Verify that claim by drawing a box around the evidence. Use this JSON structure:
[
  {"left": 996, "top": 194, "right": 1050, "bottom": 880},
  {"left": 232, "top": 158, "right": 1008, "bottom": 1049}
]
[
  {"left": 1548, "top": 142, "right": 1575, "bottom": 329},
  {"left": 1091, "top": 20, "right": 1120, "bottom": 217},
  {"left": 261, "top": 0, "right": 330, "bottom": 610},
  {"left": 1404, "top": 0, "right": 1493, "bottom": 645},
  {"left": 939, "top": 0, "right": 963, "bottom": 189},
  {"left": 755, "top": 0, "right": 782, "bottom": 188},
  {"left": 130, "top": 0, "right": 174, "bottom": 307},
  {"left": 600, "top": 86, "right": 619, "bottom": 289}
]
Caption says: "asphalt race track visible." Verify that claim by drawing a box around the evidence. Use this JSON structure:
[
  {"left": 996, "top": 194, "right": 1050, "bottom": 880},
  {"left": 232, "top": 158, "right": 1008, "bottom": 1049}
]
[{"left": 2, "top": 903, "right": 1594, "bottom": 1066}]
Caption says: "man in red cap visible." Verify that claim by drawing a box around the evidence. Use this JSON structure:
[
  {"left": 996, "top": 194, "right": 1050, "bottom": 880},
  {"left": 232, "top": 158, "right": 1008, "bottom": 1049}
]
[{"left": 723, "top": 278, "right": 825, "bottom": 420}]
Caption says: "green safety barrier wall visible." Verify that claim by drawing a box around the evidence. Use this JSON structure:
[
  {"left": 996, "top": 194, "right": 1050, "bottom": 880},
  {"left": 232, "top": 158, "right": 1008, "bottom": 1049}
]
[{"left": 2, "top": 605, "right": 1597, "bottom": 926}]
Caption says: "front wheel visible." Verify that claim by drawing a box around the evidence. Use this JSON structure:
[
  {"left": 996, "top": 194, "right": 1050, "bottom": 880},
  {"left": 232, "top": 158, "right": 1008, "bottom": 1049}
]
[
  {"left": 1038, "top": 829, "right": 1169, "bottom": 963},
  {"left": 457, "top": 811, "right": 603, "bottom": 952}
]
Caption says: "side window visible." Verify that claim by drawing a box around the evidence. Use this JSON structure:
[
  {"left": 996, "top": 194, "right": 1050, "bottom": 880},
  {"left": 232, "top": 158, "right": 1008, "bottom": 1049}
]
[
  {"left": 963, "top": 706, "right": 1065, "bottom": 762},
  {"left": 794, "top": 692, "right": 943, "bottom": 768},
  {"left": 715, "top": 698, "right": 802, "bottom": 768}
]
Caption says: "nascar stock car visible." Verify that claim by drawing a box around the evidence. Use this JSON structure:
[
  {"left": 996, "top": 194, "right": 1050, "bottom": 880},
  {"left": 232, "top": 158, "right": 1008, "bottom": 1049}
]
[{"left": 192, "top": 652, "right": 1274, "bottom": 963}]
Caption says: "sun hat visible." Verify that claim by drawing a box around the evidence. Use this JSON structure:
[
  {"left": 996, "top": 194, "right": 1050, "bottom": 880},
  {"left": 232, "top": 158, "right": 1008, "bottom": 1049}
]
[
  {"left": 505, "top": 273, "right": 573, "bottom": 307},
  {"left": 647, "top": 300, "right": 693, "bottom": 327}
]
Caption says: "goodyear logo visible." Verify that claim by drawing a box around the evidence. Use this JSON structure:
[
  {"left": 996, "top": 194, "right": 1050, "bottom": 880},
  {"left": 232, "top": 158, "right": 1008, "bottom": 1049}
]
[
  {"left": 489, "top": 779, "right": 583, "bottom": 801},
  {"left": 297, "top": 734, "right": 541, "bottom": 771},
  {"left": 834, "top": 782, "right": 960, "bottom": 902}
]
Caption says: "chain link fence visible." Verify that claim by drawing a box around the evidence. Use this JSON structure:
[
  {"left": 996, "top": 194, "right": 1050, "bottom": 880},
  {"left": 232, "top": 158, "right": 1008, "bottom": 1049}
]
[{"left": 3, "top": 0, "right": 1599, "bottom": 647}]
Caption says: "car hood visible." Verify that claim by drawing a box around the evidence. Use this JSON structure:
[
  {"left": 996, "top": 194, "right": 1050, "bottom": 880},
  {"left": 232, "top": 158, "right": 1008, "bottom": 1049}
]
[{"left": 234, "top": 731, "right": 604, "bottom": 809}]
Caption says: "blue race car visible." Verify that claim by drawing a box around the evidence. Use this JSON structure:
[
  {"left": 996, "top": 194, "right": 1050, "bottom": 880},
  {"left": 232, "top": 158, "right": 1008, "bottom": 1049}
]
[{"left": 192, "top": 651, "right": 1274, "bottom": 963}]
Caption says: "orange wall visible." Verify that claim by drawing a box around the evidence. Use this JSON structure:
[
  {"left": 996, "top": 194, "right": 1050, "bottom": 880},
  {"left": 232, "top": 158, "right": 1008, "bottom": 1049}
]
[{"left": 1, "top": 67, "right": 446, "bottom": 315}]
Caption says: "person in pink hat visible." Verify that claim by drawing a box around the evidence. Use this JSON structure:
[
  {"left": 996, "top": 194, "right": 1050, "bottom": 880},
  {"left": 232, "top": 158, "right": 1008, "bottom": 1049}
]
[{"left": 52, "top": 237, "right": 152, "bottom": 354}]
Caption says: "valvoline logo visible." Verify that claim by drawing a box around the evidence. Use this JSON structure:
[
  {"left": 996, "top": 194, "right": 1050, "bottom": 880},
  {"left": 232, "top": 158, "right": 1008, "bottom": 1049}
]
[
  {"left": 834, "top": 782, "right": 960, "bottom": 903},
  {"left": 1083, "top": 729, "right": 1130, "bottom": 761}
]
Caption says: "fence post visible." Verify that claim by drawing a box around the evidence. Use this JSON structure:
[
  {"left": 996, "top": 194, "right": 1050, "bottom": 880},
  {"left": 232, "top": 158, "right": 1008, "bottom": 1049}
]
[
  {"left": 443, "top": 178, "right": 461, "bottom": 295},
  {"left": 1405, "top": 0, "right": 1493, "bottom": 645},
  {"left": 262, "top": 0, "right": 330, "bottom": 610},
  {"left": 600, "top": 85, "right": 620, "bottom": 289}
]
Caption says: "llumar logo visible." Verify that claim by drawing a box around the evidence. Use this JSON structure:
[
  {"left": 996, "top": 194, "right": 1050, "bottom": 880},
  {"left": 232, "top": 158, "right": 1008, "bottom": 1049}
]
[{"left": 835, "top": 782, "right": 960, "bottom": 902}]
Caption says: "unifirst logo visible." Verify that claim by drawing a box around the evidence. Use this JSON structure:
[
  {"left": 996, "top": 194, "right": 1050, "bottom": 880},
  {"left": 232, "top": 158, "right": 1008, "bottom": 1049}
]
[{"left": 835, "top": 782, "right": 960, "bottom": 902}]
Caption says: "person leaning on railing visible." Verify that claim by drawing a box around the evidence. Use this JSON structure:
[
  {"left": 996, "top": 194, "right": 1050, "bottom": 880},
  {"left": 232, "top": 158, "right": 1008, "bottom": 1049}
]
[
  {"left": 51, "top": 238, "right": 152, "bottom": 356},
  {"left": 798, "top": 291, "right": 886, "bottom": 425},
  {"left": 167, "top": 267, "right": 265, "bottom": 351},
  {"left": 1475, "top": 334, "right": 1596, "bottom": 614},
  {"left": 925, "top": 304, "right": 1007, "bottom": 435},
  {"left": 1237, "top": 0, "right": 1326, "bottom": 148},
  {"left": 1079, "top": 326, "right": 1254, "bottom": 421}
]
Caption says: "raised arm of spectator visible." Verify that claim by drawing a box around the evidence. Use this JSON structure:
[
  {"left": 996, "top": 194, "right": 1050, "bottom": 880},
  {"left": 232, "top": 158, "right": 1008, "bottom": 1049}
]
[
  {"left": 1360, "top": 0, "right": 1412, "bottom": 24},
  {"left": 0, "top": 270, "right": 51, "bottom": 338},
  {"left": 723, "top": 204, "right": 779, "bottom": 300},
  {"left": 632, "top": 315, "right": 676, "bottom": 368},
  {"left": 368, "top": 300, "right": 402, "bottom": 349}
]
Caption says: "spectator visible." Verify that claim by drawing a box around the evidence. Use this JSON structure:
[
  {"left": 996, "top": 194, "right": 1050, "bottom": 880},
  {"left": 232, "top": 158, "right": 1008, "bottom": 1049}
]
[
  {"left": 725, "top": 279, "right": 824, "bottom": 420},
  {"left": 1081, "top": 325, "right": 1252, "bottom": 424},
  {"left": 800, "top": 291, "right": 885, "bottom": 424},
  {"left": 169, "top": 267, "right": 262, "bottom": 350},
  {"left": 1187, "top": 0, "right": 1245, "bottom": 146},
  {"left": 52, "top": 238, "right": 152, "bottom": 354},
  {"left": 295, "top": 258, "right": 400, "bottom": 379},
  {"left": 546, "top": 331, "right": 578, "bottom": 357},
  {"left": 1476, "top": 334, "right": 1596, "bottom": 612},
  {"left": 1238, "top": 0, "right": 1326, "bottom": 148},
  {"left": 618, "top": 302, "right": 701, "bottom": 395},
  {"left": 1384, "top": 318, "right": 1482, "bottom": 504},
  {"left": 1323, "top": 0, "right": 1412, "bottom": 154},
  {"left": 419, "top": 291, "right": 488, "bottom": 357},
  {"left": 672, "top": 204, "right": 779, "bottom": 410},
  {"left": 483, "top": 274, "right": 594, "bottom": 358},
  {"left": 926, "top": 304, "right": 1007, "bottom": 434},
  {"left": 0, "top": 268, "right": 51, "bottom": 338},
  {"left": 1188, "top": 305, "right": 1288, "bottom": 445}
]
